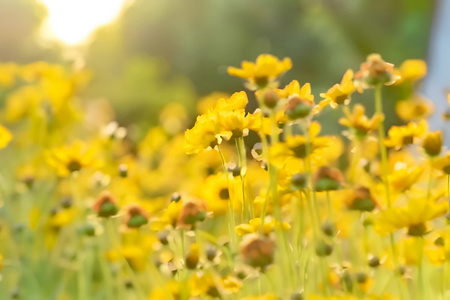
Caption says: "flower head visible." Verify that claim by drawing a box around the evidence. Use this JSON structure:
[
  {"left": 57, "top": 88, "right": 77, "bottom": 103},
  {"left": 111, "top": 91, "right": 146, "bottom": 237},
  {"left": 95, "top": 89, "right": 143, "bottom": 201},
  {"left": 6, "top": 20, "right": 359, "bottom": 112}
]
[
  {"left": 374, "top": 198, "right": 448, "bottom": 236},
  {"left": 394, "top": 59, "right": 427, "bottom": 84},
  {"left": 395, "top": 96, "right": 434, "bottom": 122},
  {"left": 339, "top": 104, "right": 384, "bottom": 138},
  {"left": 432, "top": 151, "right": 450, "bottom": 174},
  {"left": 384, "top": 120, "right": 428, "bottom": 149},
  {"left": 355, "top": 54, "right": 399, "bottom": 89},
  {"left": 45, "top": 140, "right": 100, "bottom": 177},
  {"left": 319, "top": 69, "right": 356, "bottom": 110},
  {"left": 228, "top": 54, "right": 292, "bottom": 90}
]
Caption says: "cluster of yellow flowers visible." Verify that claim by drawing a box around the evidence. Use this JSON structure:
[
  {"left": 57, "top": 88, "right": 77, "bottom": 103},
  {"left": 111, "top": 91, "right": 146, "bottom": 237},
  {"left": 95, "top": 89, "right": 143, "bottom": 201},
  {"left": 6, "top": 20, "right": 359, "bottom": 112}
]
[{"left": 0, "top": 54, "right": 449, "bottom": 300}]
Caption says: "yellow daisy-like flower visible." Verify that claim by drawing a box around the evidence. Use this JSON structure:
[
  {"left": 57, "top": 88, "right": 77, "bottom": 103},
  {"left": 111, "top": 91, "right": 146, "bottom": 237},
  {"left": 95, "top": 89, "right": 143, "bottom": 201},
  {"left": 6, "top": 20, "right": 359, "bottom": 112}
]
[
  {"left": 384, "top": 120, "right": 428, "bottom": 149},
  {"left": 388, "top": 167, "right": 423, "bottom": 193},
  {"left": 221, "top": 275, "right": 242, "bottom": 294},
  {"left": 0, "top": 124, "right": 12, "bottom": 149},
  {"left": 199, "top": 173, "right": 238, "bottom": 216},
  {"left": 45, "top": 140, "right": 101, "bottom": 177},
  {"left": 235, "top": 217, "right": 291, "bottom": 236},
  {"left": 318, "top": 69, "right": 356, "bottom": 110},
  {"left": 151, "top": 199, "right": 183, "bottom": 230},
  {"left": 0, "top": 62, "right": 18, "bottom": 87},
  {"left": 184, "top": 91, "right": 249, "bottom": 154},
  {"left": 214, "top": 91, "right": 248, "bottom": 112},
  {"left": 197, "top": 92, "right": 230, "bottom": 115},
  {"left": 275, "top": 81, "right": 316, "bottom": 119},
  {"left": 394, "top": 59, "right": 427, "bottom": 84},
  {"left": 395, "top": 96, "right": 434, "bottom": 122},
  {"left": 373, "top": 198, "right": 448, "bottom": 236},
  {"left": 432, "top": 151, "right": 450, "bottom": 174},
  {"left": 276, "top": 80, "right": 314, "bottom": 103},
  {"left": 227, "top": 54, "right": 292, "bottom": 90},
  {"left": 184, "top": 113, "right": 221, "bottom": 155},
  {"left": 217, "top": 109, "right": 257, "bottom": 140},
  {"left": 189, "top": 272, "right": 219, "bottom": 297},
  {"left": 269, "top": 122, "right": 334, "bottom": 167},
  {"left": 148, "top": 280, "right": 180, "bottom": 300},
  {"left": 424, "top": 231, "right": 450, "bottom": 266},
  {"left": 339, "top": 104, "right": 384, "bottom": 138}
]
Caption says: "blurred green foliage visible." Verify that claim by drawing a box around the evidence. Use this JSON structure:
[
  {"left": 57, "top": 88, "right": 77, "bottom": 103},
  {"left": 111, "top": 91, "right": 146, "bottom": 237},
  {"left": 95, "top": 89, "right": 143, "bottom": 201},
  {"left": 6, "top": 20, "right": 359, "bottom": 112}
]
[{"left": 0, "top": 0, "right": 436, "bottom": 129}]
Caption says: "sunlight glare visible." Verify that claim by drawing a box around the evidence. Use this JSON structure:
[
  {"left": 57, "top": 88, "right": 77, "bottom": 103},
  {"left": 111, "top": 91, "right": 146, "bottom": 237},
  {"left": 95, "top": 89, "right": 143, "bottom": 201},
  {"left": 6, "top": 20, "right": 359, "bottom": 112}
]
[{"left": 40, "top": 0, "right": 127, "bottom": 45}]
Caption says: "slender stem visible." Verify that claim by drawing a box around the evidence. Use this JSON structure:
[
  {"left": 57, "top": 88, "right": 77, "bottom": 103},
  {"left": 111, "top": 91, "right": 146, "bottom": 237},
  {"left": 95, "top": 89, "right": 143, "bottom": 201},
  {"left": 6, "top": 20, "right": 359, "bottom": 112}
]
[
  {"left": 427, "top": 159, "right": 433, "bottom": 200},
  {"left": 236, "top": 137, "right": 252, "bottom": 221},
  {"left": 217, "top": 146, "right": 237, "bottom": 252},
  {"left": 417, "top": 237, "right": 424, "bottom": 299},
  {"left": 326, "top": 191, "right": 333, "bottom": 223},
  {"left": 374, "top": 85, "right": 391, "bottom": 208},
  {"left": 374, "top": 85, "right": 405, "bottom": 299}
]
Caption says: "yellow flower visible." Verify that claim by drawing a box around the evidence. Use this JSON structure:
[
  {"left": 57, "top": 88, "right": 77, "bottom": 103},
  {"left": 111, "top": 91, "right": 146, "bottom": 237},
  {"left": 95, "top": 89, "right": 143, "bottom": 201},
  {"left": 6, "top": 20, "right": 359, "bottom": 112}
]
[
  {"left": 197, "top": 92, "right": 230, "bottom": 114},
  {"left": 148, "top": 280, "right": 180, "bottom": 300},
  {"left": 221, "top": 276, "right": 242, "bottom": 294},
  {"left": 318, "top": 69, "right": 355, "bottom": 110},
  {"left": 422, "top": 130, "right": 442, "bottom": 157},
  {"left": 354, "top": 53, "right": 399, "bottom": 89},
  {"left": 189, "top": 272, "right": 219, "bottom": 297},
  {"left": 0, "top": 62, "right": 18, "bottom": 87},
  {"left": 394, "top": 59, "right": 427, "bottom": 84},
  {"left": 227, "top": 54, "right": 292, "bottom": 90},
  {"left": 388, "top": 167, "right": 423, "bottom": 193},
  {"left": 374, "top": 198, "right": 448, "bottom": 236},
  {"left": 424, "top": 231, "right": 450, "bottom": 266},
  {"left": 151, "top": 200, "right": 183, "bottom": 230},
  {"left": 184, "top": 92, "right": 249, "bottom": 154},
  {"left": 339, "top": 104, "right": 384, "bottom": 138},
  {"left": 217, "top": 109, "right": 257, "bottom": 140},
  {"left": 384, "top": 120, "right": 428, "bottom": 149},
  {"left": 214, "top": 91, "right": 248, "bottom": 112},
  {"left": 276, "top": 80, "right": 314, "bottom": 103},
  {"left": 0, "top": 124, "right": 12, "bottom": 149},
  {"left": 432, "top": 151, "right": 450, "bottom": 174},
  {"left": 395, "top": 96, "right": 434, "bottom": 122},
  {"left": 235, "top": 217, "right": 291, "bottom": 236},
  {"left": 184, "top": 113, "right": 221, "bottom": 154},
  {"left": 199, "top": 173, "right": 238, "bottom": 216},
  {"left": 269, "top": 122, "right": 334, "bottom": 167},
  {"left": 45, "top": 140, "right": 101, "bottom": 177},
  {"left": 276, "top": 81, "right": 316, "bottom": 119},
  {"left": 120, "top": 245, "right": 147, "bottom": 271}
]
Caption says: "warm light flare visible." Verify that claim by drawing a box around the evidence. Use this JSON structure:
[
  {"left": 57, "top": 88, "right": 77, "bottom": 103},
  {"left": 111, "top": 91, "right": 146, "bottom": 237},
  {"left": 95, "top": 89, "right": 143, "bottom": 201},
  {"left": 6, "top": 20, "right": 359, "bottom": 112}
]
[{"left": 40, "top": 0, "right": 127, "bottom": 45}]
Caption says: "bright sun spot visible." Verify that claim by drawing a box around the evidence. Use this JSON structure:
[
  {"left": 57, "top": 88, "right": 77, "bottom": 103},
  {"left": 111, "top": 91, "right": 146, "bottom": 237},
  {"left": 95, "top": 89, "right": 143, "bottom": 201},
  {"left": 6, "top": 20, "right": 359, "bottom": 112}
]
[{"left": 40, "top": 0, "right": 128, "bottom": 45}]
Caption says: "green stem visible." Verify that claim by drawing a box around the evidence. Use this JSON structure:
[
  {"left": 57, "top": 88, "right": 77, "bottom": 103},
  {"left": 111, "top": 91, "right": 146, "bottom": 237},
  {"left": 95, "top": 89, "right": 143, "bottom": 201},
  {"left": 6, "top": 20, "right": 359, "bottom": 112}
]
[
  {"left": 417, "top": 237, "right": 424, "bottom": 299},
  {"left": 375, "top": 85, "right": 406, "bottom": 299},
  {"left": 374, "top": 85, "right": 391, "bottom": 208},
  {"left": 427, "top": 159, "right": 433, "bottom": 200},
  {"left": 236, "top": 137, "right": 252, "bottom": 221},
  {"left": 217, "top": 146, "right": 237, "bottom": 252}
]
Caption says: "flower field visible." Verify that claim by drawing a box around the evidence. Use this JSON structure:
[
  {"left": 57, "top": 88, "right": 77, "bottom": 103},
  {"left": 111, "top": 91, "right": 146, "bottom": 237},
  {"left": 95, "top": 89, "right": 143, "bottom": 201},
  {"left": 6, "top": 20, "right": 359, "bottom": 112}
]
[{"left": 0, "top": 53, "right": 450, "bottom": 300}]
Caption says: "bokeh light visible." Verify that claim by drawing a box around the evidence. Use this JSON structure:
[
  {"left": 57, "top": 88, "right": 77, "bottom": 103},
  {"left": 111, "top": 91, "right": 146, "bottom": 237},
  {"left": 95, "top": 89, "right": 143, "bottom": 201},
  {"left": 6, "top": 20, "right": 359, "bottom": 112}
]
[{"left": 40, "top": 0, "right": 127, "bottom": 45}]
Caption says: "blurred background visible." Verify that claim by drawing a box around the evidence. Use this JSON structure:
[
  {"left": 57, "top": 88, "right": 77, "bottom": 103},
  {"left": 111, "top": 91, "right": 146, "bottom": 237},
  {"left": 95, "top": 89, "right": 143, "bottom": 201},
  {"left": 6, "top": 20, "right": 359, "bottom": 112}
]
[{"left": 0, "top": 0, "right": 445, "bottom": 134}]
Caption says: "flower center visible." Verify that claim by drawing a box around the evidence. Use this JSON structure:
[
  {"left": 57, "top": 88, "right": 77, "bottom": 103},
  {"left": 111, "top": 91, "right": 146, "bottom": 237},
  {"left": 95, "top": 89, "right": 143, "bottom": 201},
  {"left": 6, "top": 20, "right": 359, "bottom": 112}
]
[
  {"left": 219, "top": 188, "right": 230, "bottom": 200},
  {"left": 67, "top": 160, "right": 82, "bottom": 173}
]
